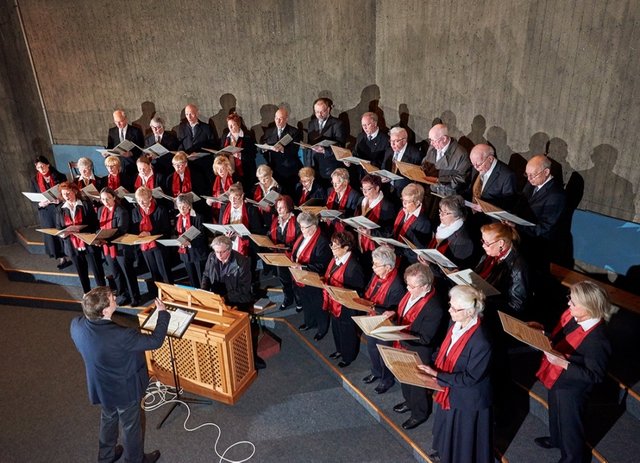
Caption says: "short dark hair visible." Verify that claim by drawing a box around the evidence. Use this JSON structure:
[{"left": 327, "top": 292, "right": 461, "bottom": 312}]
[
  {"left": 331, "top": 231, "right": 355, "bottom": 251},
  {"left": 82, "top": 286, "right": 113, "bottom": 321}
]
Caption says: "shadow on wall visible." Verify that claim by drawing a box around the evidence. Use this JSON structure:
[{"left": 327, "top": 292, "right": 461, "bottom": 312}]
[
  {"left": 131, "top": 101, "right": 156, "bottom": 138},
  {"left": 339, "top": 84, "right": 386, "bottom": 147}
]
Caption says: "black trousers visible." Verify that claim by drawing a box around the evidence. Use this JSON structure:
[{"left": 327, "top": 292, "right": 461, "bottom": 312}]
[
  {"left": 70, "top": 249, "right": 106, "bottom": 294},
  {"left": 330, "top": 306, "right": 360, "bottom": 363}
]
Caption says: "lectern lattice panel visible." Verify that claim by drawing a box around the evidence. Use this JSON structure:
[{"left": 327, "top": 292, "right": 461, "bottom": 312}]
[
  {"left": 151, "top": 338, "right": 172, "bottom": 372},
  {"left": 173, "top": 338, "right": 197, "bottom": 381},
  {"left": 231, "top": 331, "right": 251, "bottom": 388},
  {"left": 196, "top": 342, "right": 223, "bottom": 389}
]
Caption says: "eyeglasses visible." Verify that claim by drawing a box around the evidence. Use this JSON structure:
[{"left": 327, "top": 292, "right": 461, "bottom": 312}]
[
  {"left": 448, "top": 304, "right": 467, "bottom": 313},
  {"left": 372, "top": 262, "right": 388, "bottom": 269},
  {"left": 390, "top": 138, "right": 407, "bottom": 143},
  {"left": 566, "top": 294, "right": 575, "bottom": 306},
  {"left": 330, "top": 242, "right": 344, "bottom": 249},
  {"left": 361, "top": 186, "right": 375, "bottom": 193},
  {"left": 472, "top": 156, "right": 491, "bottom": 170},
  {"left": 301, "top": 224, "right": 314, "bottom": 230},
  {"left": 481, "top": 238, "right": 501, "bottom": 247},
  {"left": 406, "top": 283, "right": 422, "bottom": 290},
  {"left": 428, "top": 135, "right": 447, "bottom": 144},
  {"left": 439, "top": 209, "right": 453, "bottom": 216},
  {"left": 525, "top": 169, "right": 546, "bottom": 180}
]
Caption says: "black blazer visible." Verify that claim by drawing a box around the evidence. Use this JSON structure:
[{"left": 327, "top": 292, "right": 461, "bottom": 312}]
[
  {"left": 439, "top": 224, "right": 478, "bottom": 270},
  {"left": 307, "top": 116, "right": 347, "bottom": 179},
  {"left": 327, "top": 187, "right": 363, "bottom": 218},
  {"left": 353, "top": 130, "right": 390, "bottom": 167},
  {"left": 466, "top": 160, "right": 517, "bottom": 211},
  {"left": 177, "top": 120, "right": 216, "bottom": 154},
  {"left": 130, "top": 201, "right": 171, "bottom": 240},
  {"left": 97, "top": 204, "right": 131, "bottom": 255},
  {"left": 400, "top": 292, "right": 446, "bottom": 363},
  {"left": 201, "top": 250, "right": 252, "bottom": 309},
  {"left": 294, "top": 181, "right": 326, "bottom": 206},
  {"left": 70, "top": 311, "right": 169, "bottom": 408},
  {"left": 292, "top": 232, "right": 332, "bottom": 275},
  {"left": 367, "top": 272, "right": 406, "bottom": 313},
  {"left": 175, "top": 213, "right": 209, "bottom": 263},
  {"left": 382, "top": 143, "right": 423, "bottom": 195},
  {"left": 107, "top": 124, "right": 144, "bottom": 176},
  {"left": 262, "top": 124, "right": 303, "bottom": 179},
  {"left": 435, "top": 320, "right": 493, "bottom": 411},
  {"left": 397, "top": 211, "right": 432, "bottom": 264},
  {"left": 145, "top": 131, "right": 180, "bottom": 177},
  {"left": 163, "top": 167, "right": 209, "bottom": 197},
  {"left": 518, "top": 177, "right": 567, "bottom": 241}
]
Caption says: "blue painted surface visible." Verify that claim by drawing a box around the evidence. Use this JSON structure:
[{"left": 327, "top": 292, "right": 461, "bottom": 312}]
[
  {"left": 572, "top": 209, "right": 640, "bottom": 275},
  {"left": 52, "top": 144, "right": 109, "bottom": 176}
]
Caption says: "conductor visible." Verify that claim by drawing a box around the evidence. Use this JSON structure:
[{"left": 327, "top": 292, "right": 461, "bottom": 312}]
[{"left": 70, "top": 286, "right": 169, "bottom": 463}]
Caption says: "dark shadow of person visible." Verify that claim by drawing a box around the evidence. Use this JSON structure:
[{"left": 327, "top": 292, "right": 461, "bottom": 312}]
[
  {"left": 577, "top": 144, "right": 635, "bottom": 221},
  {"left": 458, "top": 114, "right": 487, "bottom": 154},
  {"left": 31, "top": 136, "right": 53, "bottom": 159},
  {"left": 210, "top": 93, "right": 237, "bottom": 141},
  {"left": 508, "top": 131, "right": 549, "bottom": 191},
  {"left": 390, "top": 103, "right": 417, "bottom": 146},
  {"left": 250, "top": 104, "right": 278, "bottom": 144},
  {"left": 132, "top": 101, "right": 156, "bottom": 138},
  {"left": 440, "top": 109, "right": 463, "bottom": 141},
  {"left": 339, "top": 84, "right": 386, "bottom": 147},
  {"left": 486, "top": 125, "right": 513, "bottom": 163}
]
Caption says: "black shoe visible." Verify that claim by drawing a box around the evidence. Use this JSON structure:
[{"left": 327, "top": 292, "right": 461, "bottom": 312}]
[
  {"left": 534, "top": 436, "right": 556, "bottom": 449},
  {"left": 110, "top": 444, "right": 124, "bottom": 463},
  {"left": 279, "top": 299, "right": 294, "bottom": 311},
  {"left": 428, "top": 450, "right": 440, "bottom": 462},
  {"left": 298, "top": 323, "right": 310, "bottom": 331},
  {"left": 338, "top": 360, "right": 351, "bottom": 368},
  {"left": 57, "top": 260, "right": 72, "bottom": 270},
  {"left": 116, "top": 295, "right": 131, "bottom": 306},
  {"left": 314, "top": 332, "right": 327, "bottom": 341},
  {"left": 254, "top": 356, "right": 267, "bottom": 370},
  {"left": 295, "top": 305, "right": 303, "bottom": 313},
  {"left": 143, "top": 450, "right": 161, "bottom": 463},
  {"left": 402, "top": 417, "right": 427, "bottom": 430},
  {"left": 130, "top": 298, "right": 141, "bottom": 307},
  {"left": 329, "top": 351, "right": 341, "bottom": 359},
  {"left": 375, "top": 382, "right": 393, "bottom": 394},
  {"left": 362, "top": 374, "right": 379, "bottom": 384},
  {"left": 393, "top": 402, "right": 410, "bottom": 414}
]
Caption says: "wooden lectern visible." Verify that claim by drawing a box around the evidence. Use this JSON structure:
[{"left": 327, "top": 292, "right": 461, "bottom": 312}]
[{"left": 137, "top": 282, "right": 257, "bottom": 405}]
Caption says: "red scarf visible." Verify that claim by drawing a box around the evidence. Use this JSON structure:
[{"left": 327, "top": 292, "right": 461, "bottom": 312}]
[
  {"left": 393, "top": 288, "right": 437, "bottom": 348},
  {"left": 107, "top": 174, "right": 120, "bottom": 190},
  {"left": 172, "top": 169, "right": 192, "bottom": 196},
  {"left": 99, "top": 207, "right": 117, "bottom": 258},
  {"left": 364, "top": 268, "right": 398, "bottom": 305},
  {"left": 211, "top": 175, "right": 233, "bottom": 222},
  {"left": 63, "top": 204, "right": 85, "bottom": 250},
  {"left": 359, "top": 201, "right": 382, "bottom": 252},
  {"left": 221, "top": 203, "right": 250, "bottom": 256},
  {"left": 270, "top": 215, "right": 298, "bottom": 251},
  {"left": 135, "top": 173, "right": 155, "bottom": 189},
  {"left": 36, "top": 172, "right": 55, "bottom": 192},
  {"left": 428, "top": 236, "right": 450, "bottom": 254},
  {"left": 291, "top": 228, "right": 322, "bottom": 287},
  {"left": 326, "top": 185, "right": 352, "bottom": 211},
  {"left": 254, "top": 184, "right": 274, "bottom": 213},
  {"left": 224, "top": 137, "right": 244, "bottom": 175},
  {"left": 76, "top": 177, "right": 95, "bottom": 188},
  {"left": 393, "top": 209, "right": 418, "bottom": 238},
  {"left": 322, "top": 257, "right": 350, "bottom": 317},
  {"left": 475, "top": 247, "right": 510, "bottom": 279},
  {"left": 298, "top": 188, "right": 309, "bottom": 206},
  {"left": 433, "top": 320, "right": 482, "bottom": 410},
  {"left": 176, "top": 213, "right": 192, "bottom": 254},
  {"left": 138, "top": 201, "right": 157, "bottom": 251},
  {"left": 536, "top": 309, "right": 602, "bottom": 389}
]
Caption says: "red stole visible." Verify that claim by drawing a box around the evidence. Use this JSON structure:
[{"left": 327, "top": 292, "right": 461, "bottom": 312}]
[
  {"left": 326, "top": 185, "right": 352, "bottom": 211},
  {"left": 138, "top": 201, "right": 157, "bottom": 251},
  {"left": 322, "top": 257, "right": 350, "bottom": 317},
  {"left": 270, "top": 216, "right": 297, "bottom": 250},
  {"left": 393, "top": 289, "right": 437, "bottom": 349},
  {"left": 36, "top": 172, "right": 55, "bottom": 192},
  {"left": 76, "top": 177, "right": 95, "bottom": 188},
  {"left": 536, "top": 309, "right": 601, "bottom": 389},
  {"left": 135, "top": 174, "right": 155, "bottom": 189},
  {"left": 172, "top": 169, "right": 192, "bottom": 196},
  {"left": 433, "top": 320, "right": 482, "bottom": 410},
  {"left": 211, "top": 175, "right": 233, "bottom": 222},
  {"left": 291, "top": 229, "right": 322, "bottom": 287},
  {"left": 364, "top": 268, "right": 398, "bottom": 305},
  {"left": 221, "top": 203, "right": 250, "bottom": 256},
  {"left": 393, "top": 210, "right": 417, "bottom": 238},
  {"left": 176, "top": 214, "right": 192, "bottom": 254},
  {"left": 359, "top": 201, "right": 382, "bottom": 252},
  {"left": 107, "top": 174, "right": 120, "bottom": 190},
  {"left": 298, "top": 188, "right": 309, "bottom": 206},
  {"left": 99, "top": 207, "right": 117, "bottom": 258},
  {"left": 224, "top": 137, "right": 244, "bottom": 175},
  {"left": 475, "top": 247, "right": 510, "bottom": 279},
  {"left": 428, "top": 236, "right": 450, "bottom": 254},
  {"left": 64, "top": 205, "right": 85, "bottom": 250}
]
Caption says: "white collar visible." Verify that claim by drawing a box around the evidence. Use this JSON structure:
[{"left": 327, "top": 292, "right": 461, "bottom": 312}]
[
  {"left": 335, "top": 251, "right": 351, "bottom": 266},
  {"left": 577, "top": 317, "right": 600, "bottom": 331},
  {"left": 363, "top": 192, "right": 384, "bottom": 210},
  {"left": 435, "top": 218, "right": 464, "bottom": 240}
]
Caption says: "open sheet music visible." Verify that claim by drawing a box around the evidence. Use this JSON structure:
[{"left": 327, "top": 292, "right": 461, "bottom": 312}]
[
  {"left": 157, "top": 226, "right": 201, "bottom": 247},
  {"left": 111, "top": 233, "right": 162, "bottom": 245},
  {"left": 257, "top": 253, "right": 295, "bottom": 267},
  {"left": 352, "top": 315, "right": 419, "bottom": 341},
  {"left": 23, "top": 184, "right": 60, "bottom": 203},
  {"left": 377, "top": 345, "right": 443, "bottom": 390},
  {"left": 498, "top": 311, "right": 568, "bottom": 362},
  {"left": 73, "top": 228, "right": 118, "bottom": 246},
  {"left": 412, "top": 248, "right": 457, "bottom": 268},
  {"left": 394, "top": 161, "right": 438, "bottom": 185},
  {"left": 203, "top": 223, "right": 251, "bottom": 236},
  {"left": 203, "top": 146, "right": 243, "bottom": 155},
  {"left": 295, "top": 139, "right": 336, "bottom": 149},
  {"left": 476, "top": 199, "right": 535, "bottom": 226},
  {"left": 446, "top": 269, "right": 500, "bottom": 297},
  {"left": 245, "top": 190, "right": 280, "bottom": 209},
  {"left": 141, "top": 305, "right": 196, "bottom": 339},
  {"left": 201, "top": 193, "right": 229, "bottom": 204},
  {"left": 97, "top": 139, "right": 140, "bottom": 157},
  {"left": 249, "top": 234, "right": 287, "bottom": 249},
  {"left": 289, "top": 268, "right": 325, "bottom": 289},
  {"left": 324, "top": 286, "right": 372, "bottom": 312},
  {"left": 341, "top": 215, "right": 380, "bottom": 230},
  {"left": 370, "top": 236, "right": 410, "bottom": 249},
  {"left": 37, "top": 224, "right": 87, "bottom": 237},
  {"left": 81, "top": 184, "right": 101, "bottom": 200},
  {"left": 142, "top": 143, "right": 171, "bottom": 157},
  {"left": 255, "top": 133, "right": 293, "bottom": 151}
]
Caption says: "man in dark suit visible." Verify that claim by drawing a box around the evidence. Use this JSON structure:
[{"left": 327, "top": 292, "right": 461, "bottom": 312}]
[
  {"left": 261, "top": 107, "right": 302, "bottom": 195},
  {"left": 146, "top": 116, "right": 180, "bottom": 177},
  {"left": 306, "top": 97, "right": 347, "bottom": 185},
  {"left": 70, "top": 286, "right": 168, "bottom": 463},
  {"left": 107, "top": 109, "right": 145, "bottom": 177},
  {"left": 177, "top": 104, "right": 217, "bottom": 184},
  {"left": 421, "top": 123, "right": 471, "bottom": 195},
  {"left": 467, "top": 143, "right": 517, "bottom": 211},
  {"left": 382, "top": 127, "right": 424, "bottom": 203}
]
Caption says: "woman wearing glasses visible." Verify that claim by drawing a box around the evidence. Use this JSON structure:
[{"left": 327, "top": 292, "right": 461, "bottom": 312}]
[{"left": 532, "top": 281, "right": 616, "bottom": 463}]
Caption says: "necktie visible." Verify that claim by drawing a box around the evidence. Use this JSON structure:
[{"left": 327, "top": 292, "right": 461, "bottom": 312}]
[
  {"left": 472, "top": 174, "right": 483, "bottom": 200},
  {"left": 392, "top": 152, "right": 400, "bottom": 173},
  {"left": 119, "top": 129, "right": 125, "bottom": 143},
  {"left": 191, "top": 124, "right": 196, "bottom": 138},
  {"left": 156, "top": 136, "right": 161, "bottom": 143},
  {"left": 436, "top": 150, "right": 443, "bottom": 163},
  {"left": 318, "top": 120, "right": 325, "bottom": 132},
  {"left": 368, "top": 135, "right": 373, "bottom": 141},
  {"left": 278, "top": 129, "right": 283, "bottom": 139}
]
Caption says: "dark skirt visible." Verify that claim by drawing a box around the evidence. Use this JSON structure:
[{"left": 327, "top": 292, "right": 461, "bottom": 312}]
[{"left": 432, "top": 402, "right": 493, "bottom": 463}]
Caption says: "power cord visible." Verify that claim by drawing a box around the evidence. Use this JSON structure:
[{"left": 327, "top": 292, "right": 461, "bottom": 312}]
[{"left": 143, "top": 379, "right": 256, "bottom": 463}]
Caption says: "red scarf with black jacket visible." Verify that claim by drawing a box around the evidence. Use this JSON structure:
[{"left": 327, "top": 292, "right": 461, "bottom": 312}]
[
  {"left": 176, "top": 213, "right": 192, "bottom": 254},
  {"left": 99, "top": 207, "right": 117, "bottom": 258},
  {"left": 393, "top": 209, "right": 417, "bottom": 238},
  {"left": 359, "top": 201, "right": 382, "bottom": 252},
  {"left": 322, "top": 256, "right": 350, "bottom": 317},
  {"left": 393, "top": 288, "right": 437, "bottom": 349},
  {"left": 172, "top": 169, "right": 192, "bottom": 196},
  {"left": 221, "top": 203, "right": 250, "bottom": 256},
  {"left": 138, "top": 201, "right": 157, "bottom": 251}
]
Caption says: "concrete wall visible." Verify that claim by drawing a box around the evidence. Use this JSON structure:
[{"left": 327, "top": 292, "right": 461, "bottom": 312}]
[{"left": 1, "top": 0, "right": 638, "bottom": 245}]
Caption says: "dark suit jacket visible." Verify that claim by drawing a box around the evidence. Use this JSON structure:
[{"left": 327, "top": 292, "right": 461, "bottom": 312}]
[
  {"left": 294, "top": 181, "right": 326, "bottom": 206},
  {"left": 292, "top": 232, "right": 332, "bottom": 275},
  {"left": 163, "top": 167, "right": 209, "bottom": 197},
  {"left": 400, "top": 292, "right": 446, "bottom": 363},
  {"left": 175, "top": 213, "right": 209, "bottom": 263},
  {"left": 97, "top": 204, "right": 132, "bottom": 255},
  {"left": 201, "top": 250, "right": 252, "bottom": 309},
  {"left": 327, "top": 187, "right": 362, "bottom": 218},
  {"left": 177, "top": 120, "right": 216, "bottom": 153},
  {"left": 367, "top": 272, "right": 406, "bottom": 313},
  {"left": 476, "top": 246, "right": 529, "bottom": 315},
  {"left": 130, "top": 201, "right": 171, "bottom": 239},
  {"left": 70, "top": 310, "right": 169, "bottom": 407},
  {"left": 353, "top": 131, "right": 390, "bottom": 167},
  {"left": 145, "top": 131, "right": 180, "bottom": 177},
  {"left": 438, "top": 224, "right": 478, "bottom": 270},
  {"left": 262, "top": 124, "right": 303, "bottom": 179},
  {"left": 518, "top": 177, "right": 567, "bottom": 241},
  {"left": 422, "top": 139, "right": 471, "bottom": 193},
  {"left": 397, "top": 211, "right": 432, "bottom": 264},
  {"left": 466, "top": 160, "right": 517, "bottom": 211},
  {"left": 435, "top": 321, "right": 493, "bottom": 410},
  {"left": 382, "top": 143, "right": 423, "bottom": 196},
  {"left": 107, "top": 124, "right": 144, "bottom": 176},
  {"left": 307, "top": 116, "right": 347, "bottom": 179}
]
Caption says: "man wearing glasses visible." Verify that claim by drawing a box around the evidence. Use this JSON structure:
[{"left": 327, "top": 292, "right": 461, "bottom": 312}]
[
  {"left": 421, "top": 123, "right": 472, "bottom": 195},
  {"left": 466, "top": 143, "right": 517, "bottom": 212},
  {"left": 144, "top": 116, "right": 179, "bottom": 177}
]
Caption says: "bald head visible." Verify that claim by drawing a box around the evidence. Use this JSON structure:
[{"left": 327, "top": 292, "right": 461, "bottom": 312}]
[
  {"left": 185, "top": 104, "right": 199, "bottom": 125},
  {"left": 429, "top": 124, "right": 449, "bottom": 150},
  {"left": 525, "top": 154, "right": 551, "bottom": 186},
  {"left": 113, "top": 110, "right": 127, "bottom": 129},
  {"left": 470, "top": 144, "right": 495, "bottom": 174},
  {"left": 274, "top": 108, "right": 289, "bottom": 129}
]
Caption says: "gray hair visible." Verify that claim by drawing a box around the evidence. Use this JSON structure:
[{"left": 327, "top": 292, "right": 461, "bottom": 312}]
[
  {"left": 150, "top": 116, "right": 165, "bottom": 127},
  {"left": 211, "top": 235, "right": 232, "bottom": 250},
  {"left": 371, "top": 245, "right": 396, "bottom": 268},
  {"left": 297, "top": 211, "right": 319, "bottom": 227},
  {"left": 404, "top": 263, "right": 434, "bottom": 288},
  {"left": 175, "top": 193, "right": 193, "bottom": 207},
  {"left": 449, "top": 285, "right": 485, "bottom": 316},
  {"left": 439, "top": 195, "right": 467, "bottom": 220}
]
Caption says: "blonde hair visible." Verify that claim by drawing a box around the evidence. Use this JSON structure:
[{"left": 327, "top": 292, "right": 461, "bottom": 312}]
[
  {"left": 570, "top": 281, "right": 617, "bottom": 322},
  {"left": 104, "top": 156, "right": 121, "bottom": 168},
  {"left": 172, "top": 151, "right": 188, "bottom": 164}
]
